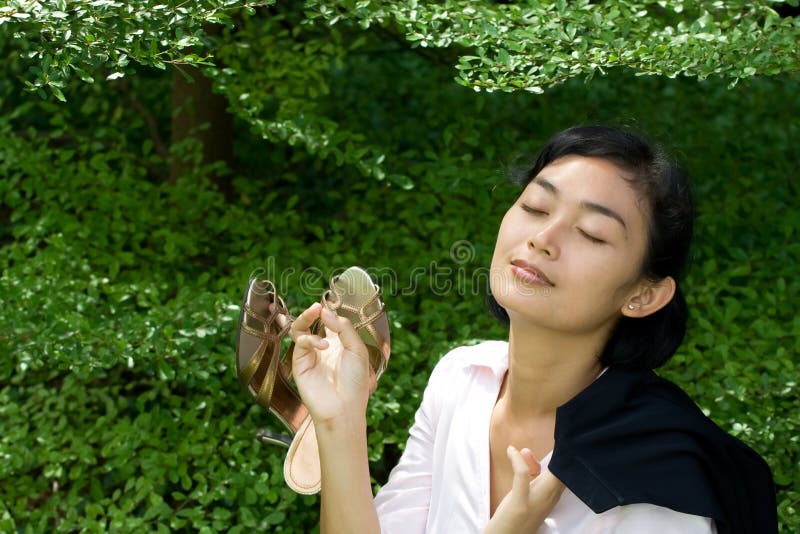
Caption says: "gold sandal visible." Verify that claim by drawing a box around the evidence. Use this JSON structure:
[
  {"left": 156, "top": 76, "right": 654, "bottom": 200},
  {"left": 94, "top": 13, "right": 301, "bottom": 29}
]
[
  {"left": 235, "top": 279, "right": 307, "bottom": 446},
  {"left": 283, "top": 266, "right": 391, "bottom": 494}
]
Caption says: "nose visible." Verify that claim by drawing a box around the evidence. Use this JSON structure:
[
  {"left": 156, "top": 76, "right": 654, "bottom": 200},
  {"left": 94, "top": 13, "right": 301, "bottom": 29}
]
[{"left": 528, "top": 221, "right": 560, "bottom": 259}]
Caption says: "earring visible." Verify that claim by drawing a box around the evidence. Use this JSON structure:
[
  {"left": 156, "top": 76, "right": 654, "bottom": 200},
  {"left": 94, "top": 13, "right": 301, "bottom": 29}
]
[{"left": 627, "top": 303, "right": 636, "bottom": 310}]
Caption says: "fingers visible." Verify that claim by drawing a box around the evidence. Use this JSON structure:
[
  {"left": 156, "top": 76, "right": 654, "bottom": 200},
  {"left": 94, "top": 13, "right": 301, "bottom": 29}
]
[
  {"left": 268, "top": 302, "right": 292, "bottom": 330},
  {"left": 290, "top": 302, "right": 328, "bottom": 349},
  {"left": 279, "top": 303, "right": 365, "bottom": 359},
  {"left": 507, "top": 446, "right": 534, "bottom": 499},
  {"left": 288, "top": 303, "right": 328, "bottom": 354},
  {"left": 520, "top": 448, "right": 541, "bottom": 478},
  {"left": 290, "top": 302, "right": 323, "bottom": 337},
  {"left": 295, "top": 333, "right": 329, "bottom": 352},
  {"left": 320, "top": 307, "right": 368, "bottom": 358}
]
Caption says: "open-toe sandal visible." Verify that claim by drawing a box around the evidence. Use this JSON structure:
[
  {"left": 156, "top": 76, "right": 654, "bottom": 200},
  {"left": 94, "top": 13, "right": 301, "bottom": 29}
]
[
  {"left": 283, "top": 266, "right": 392, "bottom": 495},
  {"left": 236, "top": 278, "right": 308, "bottom": 447}
]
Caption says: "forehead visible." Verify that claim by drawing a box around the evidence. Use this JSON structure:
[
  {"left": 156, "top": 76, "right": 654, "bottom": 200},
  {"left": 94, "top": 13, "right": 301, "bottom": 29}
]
[{"left": 531, "top": 156, "right": 643, "bottom": 204}]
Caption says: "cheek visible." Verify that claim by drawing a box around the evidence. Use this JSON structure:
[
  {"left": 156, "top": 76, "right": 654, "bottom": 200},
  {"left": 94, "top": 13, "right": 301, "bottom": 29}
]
[
  {"left": 490, "top": 215, "right": 517, "bottom": 291},
  {"left": 567, "top": 252, "right": 639, "bottom": 305},
  {"left": 495, "top": 212, "right": 528, "bottom": 247},
  {"left": 491, "top": 214, "right": 513, "bottom": 257}
]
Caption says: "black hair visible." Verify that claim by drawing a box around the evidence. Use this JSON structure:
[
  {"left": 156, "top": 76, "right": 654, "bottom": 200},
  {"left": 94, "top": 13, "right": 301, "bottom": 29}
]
[{"left": 487, "top": 125, "right": 694, "bottom": 370}]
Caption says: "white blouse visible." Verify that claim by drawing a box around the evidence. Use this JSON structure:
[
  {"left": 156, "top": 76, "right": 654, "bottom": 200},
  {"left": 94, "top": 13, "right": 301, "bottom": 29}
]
[{"left": 374, "top": 341, "right": 716, "bottom": 533}]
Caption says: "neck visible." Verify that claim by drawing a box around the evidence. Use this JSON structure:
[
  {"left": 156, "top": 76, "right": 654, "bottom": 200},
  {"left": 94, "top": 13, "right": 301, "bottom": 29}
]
[{"left": 502, "top": 320, "right": 608, "bottom": 419}]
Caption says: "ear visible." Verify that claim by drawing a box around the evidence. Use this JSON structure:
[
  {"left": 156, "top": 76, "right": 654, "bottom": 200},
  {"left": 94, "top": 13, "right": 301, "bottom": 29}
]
[{"left": 621, "top": 276, "right": 676, "bottom": 318}]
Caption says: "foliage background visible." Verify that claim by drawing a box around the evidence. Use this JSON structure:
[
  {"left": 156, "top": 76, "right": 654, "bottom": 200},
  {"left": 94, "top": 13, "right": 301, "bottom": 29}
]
[{"left": 1, "top": 1, "right": 798, "bottom": 532}]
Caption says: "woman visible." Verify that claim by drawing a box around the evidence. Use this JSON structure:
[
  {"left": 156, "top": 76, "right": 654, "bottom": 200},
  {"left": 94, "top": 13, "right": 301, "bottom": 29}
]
[{"left": 285, "top": 126, "right": 777, "bottom": 533}]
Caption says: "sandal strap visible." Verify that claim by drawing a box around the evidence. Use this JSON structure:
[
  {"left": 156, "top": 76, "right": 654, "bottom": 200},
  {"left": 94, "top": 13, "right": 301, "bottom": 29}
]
[
  {"left": 322, "top": 283, "right": 386, "bottom": 330},
  {"left": 240, "top": 300, "right": 287, "bottom": 338},
  {"left": 245, "top": 319, "right": 293, "bottom": 407},
  {"left": 239, "top": 288, "right": 294, "bottom": 406},
  {"left": 241, "top": 288, "right": 289, "bottom": 331},
  {"left": 239, "top": 324, "right": 267, "bottom": 386},
  {"left": 254, "top": 331, "right": 281, "bottom": 406}
]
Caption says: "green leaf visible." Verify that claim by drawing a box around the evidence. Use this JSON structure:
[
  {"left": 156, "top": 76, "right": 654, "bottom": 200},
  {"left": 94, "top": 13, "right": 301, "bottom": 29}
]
[{"left": 50, "top": 85, "right": 66, "bottom": 102}]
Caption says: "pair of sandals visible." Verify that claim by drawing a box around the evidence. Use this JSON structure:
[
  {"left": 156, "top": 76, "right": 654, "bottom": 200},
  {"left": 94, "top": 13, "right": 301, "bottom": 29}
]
[{"left": 235, "top": 266, "right": 391, "bottom": 494}]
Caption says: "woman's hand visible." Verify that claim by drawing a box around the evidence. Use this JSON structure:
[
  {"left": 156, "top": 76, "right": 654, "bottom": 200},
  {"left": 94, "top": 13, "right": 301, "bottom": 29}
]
[
  {"left": 285, "top": 302, "right": 374, "bottom": 425},
  {"left": 280, "top": 304, "right": 381, "bottom": 534},
  {"left": 483, "top": 446, "right": 565, "bottom": 534}
]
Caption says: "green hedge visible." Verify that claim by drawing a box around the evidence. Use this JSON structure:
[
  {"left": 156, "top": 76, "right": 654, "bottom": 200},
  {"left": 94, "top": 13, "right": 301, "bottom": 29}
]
[{"left": 1, "top": 70, "right": 798, "bottom": 532}]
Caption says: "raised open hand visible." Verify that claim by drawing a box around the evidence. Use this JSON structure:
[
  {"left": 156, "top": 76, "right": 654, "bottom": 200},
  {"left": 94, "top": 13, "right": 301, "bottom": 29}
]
[{"left": 483, "top": 446, "right": 566, "bottom": 534}]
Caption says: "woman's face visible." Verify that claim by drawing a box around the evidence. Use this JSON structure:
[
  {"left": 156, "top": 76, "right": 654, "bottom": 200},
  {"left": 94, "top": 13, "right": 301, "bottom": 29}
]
[{"left": 490, "top": 155, "right": 651, "bottom": 334}]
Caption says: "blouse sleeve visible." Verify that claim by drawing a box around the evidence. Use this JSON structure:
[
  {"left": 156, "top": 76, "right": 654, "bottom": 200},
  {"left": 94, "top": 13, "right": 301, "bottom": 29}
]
[
  {"left": 373, "top": 356, "right": 449, "bottom": 534},
  {"left": 612, "top": 504, "right": 717, "bottom": 534}
]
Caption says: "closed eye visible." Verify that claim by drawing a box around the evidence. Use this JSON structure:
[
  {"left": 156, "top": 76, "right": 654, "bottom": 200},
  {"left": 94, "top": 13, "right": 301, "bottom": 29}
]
[
  {"left": 579, "top": 229, "right": 606, "bottom": 244},
  {"left": 523, "top": 203, "right": 607, "bottom": 244},
  {"left": 521, "top": 204, "right": 547, "bottom": 215}
]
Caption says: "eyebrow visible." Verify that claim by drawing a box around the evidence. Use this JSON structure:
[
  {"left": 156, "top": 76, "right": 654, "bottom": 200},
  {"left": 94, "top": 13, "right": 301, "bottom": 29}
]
[{"left": 532, "top": 177, "right": 628, "bottom": 232}]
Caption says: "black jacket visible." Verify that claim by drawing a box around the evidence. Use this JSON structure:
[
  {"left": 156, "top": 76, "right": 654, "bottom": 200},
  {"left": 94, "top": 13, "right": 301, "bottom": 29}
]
[{"left": 548, "top": 367, "right": 778, "bottom": 534}]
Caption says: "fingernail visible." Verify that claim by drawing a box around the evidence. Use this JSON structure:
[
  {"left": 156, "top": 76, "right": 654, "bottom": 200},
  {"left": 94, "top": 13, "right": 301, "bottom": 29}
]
[
  {"left": 322, "top": 307, "right": 336, "bottom": 320},
  {"left": 507, "top": 445, "right": 516, "bottom": 454}
]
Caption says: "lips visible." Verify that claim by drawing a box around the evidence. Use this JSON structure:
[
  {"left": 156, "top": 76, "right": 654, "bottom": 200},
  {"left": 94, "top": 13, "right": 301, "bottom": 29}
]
[{"left": 510, "top": 259, "right": 554, "bottom": 286}]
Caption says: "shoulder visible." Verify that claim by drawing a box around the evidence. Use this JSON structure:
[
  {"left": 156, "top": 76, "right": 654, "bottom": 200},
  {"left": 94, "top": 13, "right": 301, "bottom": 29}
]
[
  {"left": 551, "top": 367, "right": 776, "bottom": 529},
  {"left": 614, "top": 369, "right": 771, "bottom": 468},
  {"left": 430, "top": 339, "right": 508, "bottom": 378},
  {"left": 560, "top": 367, "right": 758, "bottom": 448},
  {"left": 561, "top": 366, "right": 774, "bottom": 477}
]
